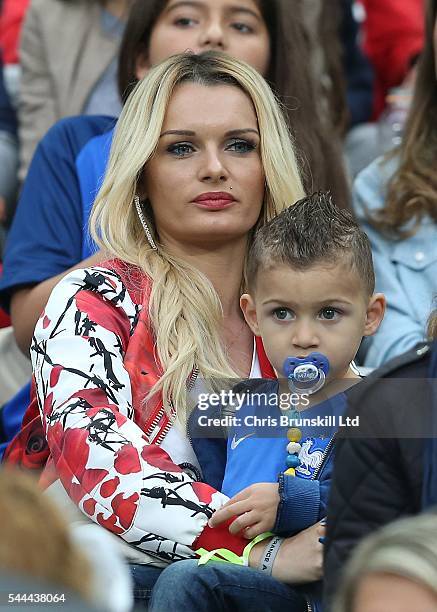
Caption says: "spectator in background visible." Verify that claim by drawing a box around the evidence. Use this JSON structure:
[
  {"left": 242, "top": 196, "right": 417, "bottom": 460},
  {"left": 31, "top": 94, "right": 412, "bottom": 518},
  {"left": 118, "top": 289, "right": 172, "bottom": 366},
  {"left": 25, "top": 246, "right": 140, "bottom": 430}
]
[
  {"left": 17, "top": 0, "right": 132, "bottom": 180},
  {"left": 301, "top": 0, "right": 378, "bottom": 180},
  {"left": 0, "top": 468, "right": 92, "bottom": 602},
  {"left": 302, "top": 0, "right": 374, "bottom": 135},
  {"left": 359, "top": 0, "right": 425, "bottom": 119},
  {"left": 0, "top": 0, "right": 30, "bottom": 244},
  {"left": 338, "top": 0, "right": 374, "bottom": 129},
  {"left": 0, "top": 54, "right": 30, "bottom": 403},
  {"left": 0, "top": 56, "right": 17, "bottom": 250},
  {"left": 334, "top": 514, "right": 437, "bottom": 612},
  {"left": 0, "top": 0, "right": 30, "bottom": 107},
  {"left": 353, "top": 0, "right": 437, "bottom": 368},
  {"left": 0, "top": 467, "right": 133, "bottom": 612}
]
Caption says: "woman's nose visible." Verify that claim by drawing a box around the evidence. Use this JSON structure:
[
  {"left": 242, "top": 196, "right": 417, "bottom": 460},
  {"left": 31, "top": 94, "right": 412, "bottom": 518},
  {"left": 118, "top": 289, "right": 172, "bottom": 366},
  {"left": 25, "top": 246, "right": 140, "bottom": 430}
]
[
  {"left": 199, "top": 151, "right": 228, "bottom": 183},
  {"left": 198, "top": 20, "right": 226, "bottom": 50}
]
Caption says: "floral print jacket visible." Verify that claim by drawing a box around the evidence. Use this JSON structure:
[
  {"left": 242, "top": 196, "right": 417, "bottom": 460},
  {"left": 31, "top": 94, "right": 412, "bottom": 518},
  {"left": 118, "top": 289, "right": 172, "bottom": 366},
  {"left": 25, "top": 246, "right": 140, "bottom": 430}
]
[{"left": 5, "top": 261, "right": 274, "bottom": 564}]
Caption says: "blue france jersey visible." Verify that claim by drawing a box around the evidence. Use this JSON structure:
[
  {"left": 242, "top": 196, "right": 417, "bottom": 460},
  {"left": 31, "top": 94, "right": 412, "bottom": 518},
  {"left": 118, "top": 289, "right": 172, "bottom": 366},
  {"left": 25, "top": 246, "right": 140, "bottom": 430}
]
[{"left": 221, "top": 385, "right": 347, "bottom": 498}]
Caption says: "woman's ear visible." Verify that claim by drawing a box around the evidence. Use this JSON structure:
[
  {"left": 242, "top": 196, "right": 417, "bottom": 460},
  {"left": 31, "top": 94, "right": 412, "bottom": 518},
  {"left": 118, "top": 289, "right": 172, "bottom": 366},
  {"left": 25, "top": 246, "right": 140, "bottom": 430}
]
[
  {"left": 240, "top": 293, "right": 261, "bottom": 336},
  {"left": 136, "top": 170, "right": 148, "bottom": 200},
  {"left": 135, "top": 49, "right": 150, "bottom": 81},
  {"left": 364, "top": 293, "right": 386, "bottom": 337}
]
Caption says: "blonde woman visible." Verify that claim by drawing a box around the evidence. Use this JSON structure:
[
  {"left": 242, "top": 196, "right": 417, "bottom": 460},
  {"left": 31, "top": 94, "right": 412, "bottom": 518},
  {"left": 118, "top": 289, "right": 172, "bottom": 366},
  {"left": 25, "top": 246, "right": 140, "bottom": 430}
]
[
  {"left": 334, "top": 513, "right": 437, "bottom": 612},
  {"left": 5, "top": 52, "right": 321, "bottom": 609}
]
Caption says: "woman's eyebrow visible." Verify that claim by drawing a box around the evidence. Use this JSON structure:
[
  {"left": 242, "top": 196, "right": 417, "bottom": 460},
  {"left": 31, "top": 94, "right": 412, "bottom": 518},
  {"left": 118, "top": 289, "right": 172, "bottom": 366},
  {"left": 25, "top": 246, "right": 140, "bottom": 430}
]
[
  {"left": 160, "top": 128, "right": 259, "bottom": 138},
  {"left": 165, "top": 2, "right": 262, "bottom": 22},
  {"left": 227, "top": 5, "right": 263, "bottom": 21},
  {"left": 225, "top": 128, "right": 259, "bottom": 137},
  {"left": 160, "top": 130, "right": 196, "bottom": 138},
  {"left": 165, "top": 1, "right": 204, "bottom": 15}
]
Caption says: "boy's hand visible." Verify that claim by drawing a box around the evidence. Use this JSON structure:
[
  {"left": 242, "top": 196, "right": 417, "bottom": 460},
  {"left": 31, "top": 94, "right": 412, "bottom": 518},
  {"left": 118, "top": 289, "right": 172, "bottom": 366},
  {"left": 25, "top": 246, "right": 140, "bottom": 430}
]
[{"left": 209, "top": 483, "right": 280, "bottom": 538}]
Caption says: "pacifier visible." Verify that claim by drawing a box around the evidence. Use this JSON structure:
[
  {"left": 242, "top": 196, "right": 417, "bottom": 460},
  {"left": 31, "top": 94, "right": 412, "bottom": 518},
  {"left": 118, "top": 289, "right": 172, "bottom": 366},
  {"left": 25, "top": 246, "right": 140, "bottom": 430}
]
[{"left": 283, "top": 353, "right": 330, "bottom": 395}]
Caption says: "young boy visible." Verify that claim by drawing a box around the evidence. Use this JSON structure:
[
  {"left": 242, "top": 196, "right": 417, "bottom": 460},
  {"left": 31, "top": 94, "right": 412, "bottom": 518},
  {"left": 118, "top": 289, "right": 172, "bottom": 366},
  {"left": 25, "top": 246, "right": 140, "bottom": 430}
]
[{"left": 189, "top": 192, "right": 385, "bottom": 608}]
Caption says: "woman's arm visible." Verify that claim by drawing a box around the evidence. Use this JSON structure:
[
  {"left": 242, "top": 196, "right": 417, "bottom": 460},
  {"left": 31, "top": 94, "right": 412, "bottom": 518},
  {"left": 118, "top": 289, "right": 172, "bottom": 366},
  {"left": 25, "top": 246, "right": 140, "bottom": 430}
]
[
  {"left": 32, "top": 266, "right": 249, "bottom": 563},
  {"left": 10, "top": 250, "right": 104, "bottom": 355}
]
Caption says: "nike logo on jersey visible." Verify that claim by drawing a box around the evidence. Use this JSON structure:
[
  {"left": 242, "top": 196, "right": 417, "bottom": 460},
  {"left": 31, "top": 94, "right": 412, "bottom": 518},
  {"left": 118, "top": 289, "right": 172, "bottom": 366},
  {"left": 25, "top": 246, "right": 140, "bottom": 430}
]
[{"left": 230, "top": 432, "right": 255, "bottom": 450}]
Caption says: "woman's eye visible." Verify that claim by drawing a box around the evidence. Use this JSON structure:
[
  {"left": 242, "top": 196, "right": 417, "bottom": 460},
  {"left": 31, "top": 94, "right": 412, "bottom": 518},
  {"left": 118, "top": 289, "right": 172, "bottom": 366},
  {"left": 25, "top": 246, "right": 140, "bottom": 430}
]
[
  {"left": 320, "top": 308, "right": 340, "bottom": 321},
  {"left": 232, "top": 22, "right": 253, "bottom": 33},
  {"left": 273, "top": 308, "right": 293, "bottom": 321},
  {"left": 174, "top": 17, "right": 197, "bottom": 27},
  {"left": 226, "top": 140, "right": 256, "bottom": 153},
  {"left": 167, "top": 143, "right": 194, "bottom": 157}
]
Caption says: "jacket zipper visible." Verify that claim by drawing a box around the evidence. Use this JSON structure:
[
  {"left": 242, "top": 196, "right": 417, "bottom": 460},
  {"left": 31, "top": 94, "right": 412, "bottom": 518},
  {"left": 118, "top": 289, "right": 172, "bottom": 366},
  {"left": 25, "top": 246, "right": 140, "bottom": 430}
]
[
  {"left": 146, "top": 367, "right": 199, "bottom": 445},
  {"left": 185, "top": 366, "right": 200, "bottom": 448},
  {"left": 311, "top": 432, "right": 337, "bottom": 481}
]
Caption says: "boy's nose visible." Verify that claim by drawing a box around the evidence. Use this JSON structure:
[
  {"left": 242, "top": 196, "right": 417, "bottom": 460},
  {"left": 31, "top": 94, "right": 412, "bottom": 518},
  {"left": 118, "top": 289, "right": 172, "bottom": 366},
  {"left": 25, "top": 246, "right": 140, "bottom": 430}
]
[{"left": 292, "top": 322, "right": 319, "bottom": 351}]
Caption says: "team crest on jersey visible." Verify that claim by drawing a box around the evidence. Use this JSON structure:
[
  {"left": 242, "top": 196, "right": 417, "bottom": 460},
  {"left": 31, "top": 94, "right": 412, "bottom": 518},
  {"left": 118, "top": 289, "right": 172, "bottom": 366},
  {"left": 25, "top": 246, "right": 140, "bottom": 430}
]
[{"left": 295, "top": 438, "right": 324, "bottom": 478}]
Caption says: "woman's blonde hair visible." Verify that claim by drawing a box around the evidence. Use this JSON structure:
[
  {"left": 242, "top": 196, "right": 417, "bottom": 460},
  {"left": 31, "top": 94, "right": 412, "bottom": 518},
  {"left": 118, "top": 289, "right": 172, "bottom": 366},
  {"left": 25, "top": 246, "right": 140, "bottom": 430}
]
[
  {"left": 0, "top": 468, "right": 91, "bottom": 600},
  {"left": 90, "top": 51, "right": 305, "bottom": 423},
  {"left": 334, "top": 513, "right": 437, "bottom": 611},
  {"left": 428, "top": 308, "right": 437, "bottom": 341}
]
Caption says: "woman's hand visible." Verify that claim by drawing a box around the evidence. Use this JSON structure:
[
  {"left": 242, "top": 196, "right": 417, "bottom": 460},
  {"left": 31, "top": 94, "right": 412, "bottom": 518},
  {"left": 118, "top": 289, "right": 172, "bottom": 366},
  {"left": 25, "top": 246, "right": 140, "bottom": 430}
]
[
  {"left": 248, "top": 521, "right": 325, "bottom": 584},
  {"left": 209, "top": 483, "right": 280, "bottom": 538}
]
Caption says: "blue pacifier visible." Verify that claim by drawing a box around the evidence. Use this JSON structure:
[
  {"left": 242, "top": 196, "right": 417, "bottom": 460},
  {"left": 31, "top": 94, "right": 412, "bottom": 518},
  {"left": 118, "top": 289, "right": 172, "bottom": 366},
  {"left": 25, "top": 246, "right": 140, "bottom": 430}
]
[{"left": 283, "top": 353, "right": 330, "bottom": 395}]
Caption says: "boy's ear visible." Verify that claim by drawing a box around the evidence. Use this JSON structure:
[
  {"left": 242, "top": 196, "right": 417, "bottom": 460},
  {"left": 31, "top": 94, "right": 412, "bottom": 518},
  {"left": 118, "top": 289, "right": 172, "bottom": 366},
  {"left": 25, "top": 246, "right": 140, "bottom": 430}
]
[
  {"left": 363, "top": 293, "right": 386, "bottom": 336},
  {"left": 240, "top": 293, "right": 261, "bottom": 336}
]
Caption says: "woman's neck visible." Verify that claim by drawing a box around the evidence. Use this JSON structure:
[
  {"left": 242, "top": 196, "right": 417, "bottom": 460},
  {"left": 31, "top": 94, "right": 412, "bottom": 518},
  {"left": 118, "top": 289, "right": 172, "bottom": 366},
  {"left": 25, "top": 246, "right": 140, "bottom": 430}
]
[{"left": 160, "top": 236, "right": 248, "bottom": 318}]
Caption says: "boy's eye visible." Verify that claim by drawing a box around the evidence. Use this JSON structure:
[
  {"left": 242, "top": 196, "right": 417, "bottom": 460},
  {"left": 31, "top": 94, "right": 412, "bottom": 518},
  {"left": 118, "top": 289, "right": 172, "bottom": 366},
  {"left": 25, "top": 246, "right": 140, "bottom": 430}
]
[
  {"left": 167, "top": 143, "right": 194, "bottom": 157},
  {"left": 320, "top": 308, "right": 339, "bottom": 320},
  {"left": 273, "top": 308, "right": 293, "bottom": 321},
  {"left": 226, "top": 139, "right": 256, "bottom": 153}
]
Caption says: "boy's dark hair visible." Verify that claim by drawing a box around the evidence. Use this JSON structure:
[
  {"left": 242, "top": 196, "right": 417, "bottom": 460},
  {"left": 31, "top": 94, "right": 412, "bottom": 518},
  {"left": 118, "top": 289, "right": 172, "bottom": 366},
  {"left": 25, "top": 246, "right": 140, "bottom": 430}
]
[{"left": 247, "top": 192, "right": 375, "bottom": 295}]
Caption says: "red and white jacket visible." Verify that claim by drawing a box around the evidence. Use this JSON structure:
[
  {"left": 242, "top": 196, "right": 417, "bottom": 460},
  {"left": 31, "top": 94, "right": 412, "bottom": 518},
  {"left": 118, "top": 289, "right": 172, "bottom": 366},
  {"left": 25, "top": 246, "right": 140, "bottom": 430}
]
[{"left": 6, "top": 261, "right": 275, "bottom": 565}]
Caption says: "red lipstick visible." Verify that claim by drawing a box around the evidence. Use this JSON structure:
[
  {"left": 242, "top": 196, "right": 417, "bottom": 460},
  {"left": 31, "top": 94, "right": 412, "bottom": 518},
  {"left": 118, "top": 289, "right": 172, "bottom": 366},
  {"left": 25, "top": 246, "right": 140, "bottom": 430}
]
[{"left": 193, "top": 192, "right": 236, "bottom": 210}]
